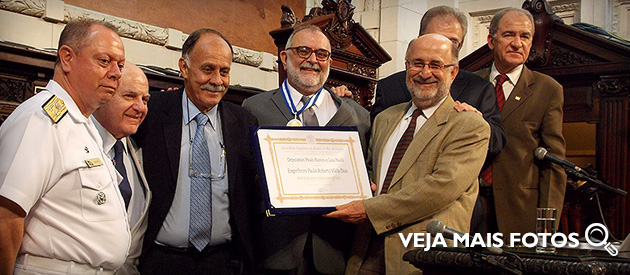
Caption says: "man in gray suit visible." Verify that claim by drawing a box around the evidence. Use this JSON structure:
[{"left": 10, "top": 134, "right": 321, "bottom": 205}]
[
  {"left": 93, "top": 63, "right": 151, "bottom": 275},
  {"left": 242, "top": 25, "right": 369, "bottom": 274}
]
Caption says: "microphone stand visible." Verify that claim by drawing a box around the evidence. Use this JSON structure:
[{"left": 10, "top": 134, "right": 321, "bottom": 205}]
[
  {"left": 467, "top": 247, "right": 523, "bottom": 275},
  {"left": 563, "top": 165, "right": 627, "bottom": 197}
]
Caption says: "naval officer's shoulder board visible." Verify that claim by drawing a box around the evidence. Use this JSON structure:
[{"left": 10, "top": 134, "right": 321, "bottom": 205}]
[{"left": 42, "top": 95, "right": 68, "bottom": 124}]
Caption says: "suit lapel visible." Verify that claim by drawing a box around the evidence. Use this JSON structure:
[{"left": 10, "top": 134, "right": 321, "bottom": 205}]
[
  {"left": 219, "top": 103, "right": 240, "bottom": 198},
  {"left": 501, "top": 66, "right": 534, "bottom": 121},
  {"left": 127, "top": 138, "right": 149, "bottom": 195},
  {"left": 388, "top": 97, "right": 453, "bottom": 190},
  {"left": 271, "top": 88, "right": 296, "bottom": 122},
  {"left": 326, "top": 89, "right": 352, "bottom": 126},
  {"left": 126, "top": 138, "right": 151, "bottom": 229},
  {"left": 162, "top": 90, "right": 184, "bottom": 188},
  {"left": 373, "top": 103, "right": 409, "bottom": 184}
]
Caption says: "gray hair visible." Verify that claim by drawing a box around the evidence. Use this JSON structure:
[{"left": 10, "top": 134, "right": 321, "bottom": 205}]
[
  {"left": 489, "top": 8, "right": 535, "bottom": 36},
  {"left": 285, "top": 25, "right": 330, "bottom": 49},
  {"left": 420, "top": 5, "right": 468, "bottom": 43}
]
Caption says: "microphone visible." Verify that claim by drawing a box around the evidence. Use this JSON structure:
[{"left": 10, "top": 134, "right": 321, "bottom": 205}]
[
  {"left": 426, "top": 220, "right": 503, "bottom": 254},
  {"left": 534, "top": 147, "right": 582, "bottom": 173},
  {"left": 534, "top": 147, "right": 627, "bottom": 196}
]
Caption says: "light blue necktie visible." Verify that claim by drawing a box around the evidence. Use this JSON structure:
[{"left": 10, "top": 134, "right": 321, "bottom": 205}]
[{"left": 189, "top": 113, "right": 212, "bottom": 251}]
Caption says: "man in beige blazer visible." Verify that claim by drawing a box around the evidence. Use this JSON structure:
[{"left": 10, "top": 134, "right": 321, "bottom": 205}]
[
  {"left": 93, "top": 63, "right": 152, "bottom": 275},
  {"left": 476, "top": 8, "right": 566, "bottom": 235},
  {"left": 326, "top": 34, "right": 490, "bottom": 274}
]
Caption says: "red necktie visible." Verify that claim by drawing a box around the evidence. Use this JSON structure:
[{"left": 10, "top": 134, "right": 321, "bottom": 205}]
[
  {"left": 380, "top": 109, "right": 423, "bottom": 194},
  {"left": 494, "top": 74, "right": 508, "bottom": 111},
  {"left": 480, "top": 74, "right": 509, "bottom": 184}
]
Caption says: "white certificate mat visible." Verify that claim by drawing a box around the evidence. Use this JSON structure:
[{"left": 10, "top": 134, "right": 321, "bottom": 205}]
[{"left": 254, "top": 127, "right": 372, "bottom": 214}]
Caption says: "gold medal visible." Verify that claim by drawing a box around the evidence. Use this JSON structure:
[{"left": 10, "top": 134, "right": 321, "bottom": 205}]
[
  {"left": 96, "top": 192, "right": 106, "bottom": 205},
  {"left": 287, "top": 118, "right": 303, "bottom": 127}
]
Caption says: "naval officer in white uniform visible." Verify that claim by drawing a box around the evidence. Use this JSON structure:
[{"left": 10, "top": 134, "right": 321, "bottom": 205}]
[{"left": 0, "top": 19, "right": 130, "bottom": 274}]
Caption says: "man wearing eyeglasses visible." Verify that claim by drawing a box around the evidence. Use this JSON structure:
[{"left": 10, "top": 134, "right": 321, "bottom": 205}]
[
  {"left": 242, "top": 25, "right": 369, "bottom": 274},
  {"left": 133, "top": 29, "right": 260, "bottom": 274},
  {"left": 325, "top": 34, "right": 490, "bottom": 274},
  {"left": 369, "top": 5, "right": 506, "bottom": 235}
]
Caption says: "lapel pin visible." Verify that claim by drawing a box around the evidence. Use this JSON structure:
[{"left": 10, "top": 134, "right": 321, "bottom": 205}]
[{"left": 515, "top": 96, "right": 521, "bottom": 101}]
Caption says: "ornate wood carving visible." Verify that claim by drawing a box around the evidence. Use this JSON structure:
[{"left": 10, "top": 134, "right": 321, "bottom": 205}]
[
  {"left": 403, "top": 248, "right": 627, "bottom": 275},
  {"left": 346, "top": 62, "right": 376, "bottom": 78},
  {"left": 281, "top": 5, "right": 299, "bottom": 29},
  {"left": 597, "top": 76, "right": 630, "bottom": 96},
  {"left": 522, "top": 0, "right": 564, "bottom": 67},
  {"left": 304, "top": 0, "right": 356, "bottom": 50},
  {"left": 551, "top": 44, "right": 605, "bottom": 66},
  {"left": 0, "top": 78, "right": 32, "bottom": 103}
]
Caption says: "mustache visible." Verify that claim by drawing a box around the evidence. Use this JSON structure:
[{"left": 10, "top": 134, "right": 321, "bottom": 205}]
[
  {"left": 300, "top": 63, "right": 321, "bottom": 71},
  {"left": 412, "top": 75, "right": 438, "bottom": 84},
  {"left": 200, "top": 84, "right": 226, "bottom": 92}
]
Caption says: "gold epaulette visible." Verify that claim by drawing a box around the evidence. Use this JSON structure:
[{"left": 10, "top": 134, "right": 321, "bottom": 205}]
[{"left": 41, "top": 95, "right": 68, "bottom": 123}]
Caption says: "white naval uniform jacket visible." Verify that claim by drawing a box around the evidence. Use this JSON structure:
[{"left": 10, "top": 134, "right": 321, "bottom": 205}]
[{"left": 0, "top": 80, "right": 131, "bottom": 270}]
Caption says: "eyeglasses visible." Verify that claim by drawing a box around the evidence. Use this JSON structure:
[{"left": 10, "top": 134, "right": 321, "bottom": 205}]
[
  {"left": 286, "top": 46, "right": 331, "bottom": 61},
  {"left": 449, "top": 38, "right": 462, "bottom": 49},
  {"left": 406, "top": 60, "right": 456, "bottom": 73},
  {"left": 189, "top": 142, "right": 227, "bottom": 180}
]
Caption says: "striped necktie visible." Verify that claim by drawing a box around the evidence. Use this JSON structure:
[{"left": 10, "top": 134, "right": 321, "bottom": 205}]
[
  {"left": 480, "top": 74, "right": 509, "bottom": 184},
  {"left": 380, "top": 109, "right": 423, "bottom": 194}
]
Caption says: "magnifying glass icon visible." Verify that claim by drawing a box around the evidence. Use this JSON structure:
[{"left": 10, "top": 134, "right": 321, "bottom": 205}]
[{"left": 585, "top": 223, "right": 618, "bottom": 256}]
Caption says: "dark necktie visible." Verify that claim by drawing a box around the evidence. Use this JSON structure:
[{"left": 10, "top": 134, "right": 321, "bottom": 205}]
[
  {"left": 189, "top": 113, "right": 212, "bottom": 251},
  {"left": 480, "top": 74, "right": 509, "bottom": 184},
  {"left": 113, "top": 140, "right": 131, "bottom": 208},
  {"left": 301, "top": 96, "right": 319, "bottom": 126},
  {"left": 495, "top": 74, "right": 508, "bottom": 111},
  {"left": 380, "top": 109, "right": 423, "bottom": 194}
]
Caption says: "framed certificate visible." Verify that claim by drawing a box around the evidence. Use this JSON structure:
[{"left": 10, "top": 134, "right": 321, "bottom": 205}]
[{"left": 252, "top": 126, "right": 373, "bottom": 215}]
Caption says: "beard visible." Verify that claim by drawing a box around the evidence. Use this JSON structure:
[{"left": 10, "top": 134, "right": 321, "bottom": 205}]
[
  {"left": 407, "top": 75, "right": 451, "bottom": 109},
  {"left": 286, "top": 60, "right": 329, "bottom": 95}
]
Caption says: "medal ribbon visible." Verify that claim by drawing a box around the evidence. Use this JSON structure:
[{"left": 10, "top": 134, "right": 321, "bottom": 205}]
[{"left": 281, "top": 79, "right": 324, "bottom": 117}]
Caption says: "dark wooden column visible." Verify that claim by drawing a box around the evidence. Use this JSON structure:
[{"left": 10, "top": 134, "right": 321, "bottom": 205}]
[{"left": 596, "top": 75, "right": 630, "bottom": 236}]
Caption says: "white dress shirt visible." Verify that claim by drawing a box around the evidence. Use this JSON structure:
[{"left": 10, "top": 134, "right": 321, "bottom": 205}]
[
  {"left": 286, "top": 82, "right": 339, "bottom": 126},
  {"left": 376, "top": 96, "right": 447, "bottom": 195},
  {"left": 489, "top": 63, "right": 523, "bottom": 101}
]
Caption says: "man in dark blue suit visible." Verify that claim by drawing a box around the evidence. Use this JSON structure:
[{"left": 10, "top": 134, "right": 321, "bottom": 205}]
[
  {"left": 134, "top": 29, "right": 260, "bottom": 274},
  {"left": 372, "top": 6, "right": 507, "bottom": 234}
]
